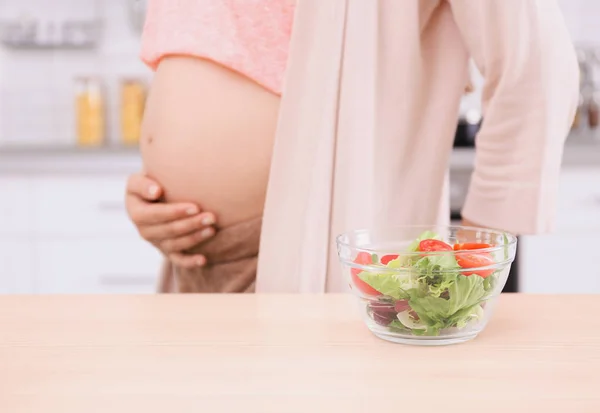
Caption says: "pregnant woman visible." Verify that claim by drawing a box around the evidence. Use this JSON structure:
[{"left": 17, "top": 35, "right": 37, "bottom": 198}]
[{"left": 127, "top": 0, "right": 578, "bottom": 293}]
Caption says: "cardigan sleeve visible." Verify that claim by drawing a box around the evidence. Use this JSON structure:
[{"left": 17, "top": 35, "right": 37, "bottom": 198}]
[{"left": 447, "top": 0, "right": 579, "bottom": 234}]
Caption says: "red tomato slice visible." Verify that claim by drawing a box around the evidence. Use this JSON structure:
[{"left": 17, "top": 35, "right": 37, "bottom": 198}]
[
  {"left": 453, "top": 243, "right": 493, "bottom": 251},
  {"left": 351, "top": 252, "right": 382, "bottom": 296},
  {"left": 380, "top": 254, "right": 399, "bottom": 265},
  {"left": 456, "top": 252, "right": 495, "bottom": 278},
  {"left": 418, "top": 239, "right": 452, "bottom": 252}
]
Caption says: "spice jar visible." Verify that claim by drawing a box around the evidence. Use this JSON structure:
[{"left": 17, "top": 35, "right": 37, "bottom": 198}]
[
  {"left": 120, "top": 78, "right": 146, "bottom": 145},
  {"left": 75, "top": 77, "right": 105, "bottom": 146}
]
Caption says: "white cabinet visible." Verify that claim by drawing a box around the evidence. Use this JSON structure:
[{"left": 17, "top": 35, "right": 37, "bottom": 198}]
[
  {"left": 0, "top": 240, "right": 34, "bottom": 294},
  {"left": 520, "top": 167, "right": 600, "bottom": 293},
  {"left": 35, "top": 239, "right": 162, "bottom": 294},
  {"left": 31, "top": 176, "right": 137, "bottom": 237},
  {"left": 28, "top": 173, "right": 164, "bottom": 294},
  {"left": 555, "top": 168, "right": 600, "bottom": 233},
  {"left": 0, "top": 169, "right": 165, "bottom": 294},
  {"left": 520, "top": 234, "right": 600, "bottom": 293},
  {"left": 0, "top": 176, "right": 33, "bottom": 235},
  {"left": 0, "top": 176, "right": 35, "bottom": 294}
]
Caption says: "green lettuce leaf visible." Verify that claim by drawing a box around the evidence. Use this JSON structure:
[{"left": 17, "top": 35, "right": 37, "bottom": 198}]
[
  {"left": 448, "top": 303, "right": 484, "bottom": 328},
  {"left": 389, "top": 319, "right": 440, "bottom": 336},
  {"left": 388, "top": 320, "right": 411, "bottom": 333},
  {"left": 406, "top": 274, "right": 487, "bottom": 329},
  {"left": 492, "top": 233, "right": 512, "bottom": 263},
  {"left": 483, "top": 273, "right": 497, "bottom": 293},
  {"left": 411, "top": 326, "right": 441, "bottom": 336},
  {"left": 411, "top": 253, "right": 460, "bottom": 298},
  {"left": 358, "top": 271, "right": 414, "bottom": 300},
  {"left": 386, "top": 258, "right": 403, "bottom": 269}
]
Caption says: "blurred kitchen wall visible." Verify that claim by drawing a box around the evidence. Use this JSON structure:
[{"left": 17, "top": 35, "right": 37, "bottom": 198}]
[{"left": 0, "top": 0, "right": 148, "bottom": 147}]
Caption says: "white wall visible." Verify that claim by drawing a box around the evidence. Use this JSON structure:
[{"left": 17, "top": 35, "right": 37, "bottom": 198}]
[
  {"left": 558, "top": 0, "right": 600, "bottom": 45},
  {"left": 0, "top": 0, "right": 149, "bottom": 147}
]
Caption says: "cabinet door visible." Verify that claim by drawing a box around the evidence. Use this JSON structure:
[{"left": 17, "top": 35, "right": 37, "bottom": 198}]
[
  {"left": 31, "top": 175, "right": 137, "bottom": 237},
  {"left": 520, "top": 234, "right": 600, "bottom": 293},
  {"left": 556, "top": 168, "right": 600, "bottom": 233},
  {"left": 0, "top": 176, "right": 33, "bottom": 236},
  {"left": 35, "top": 239, "right": 163, "bottom": 294},
  {"left": 0, "top": 240, "right": 34, "bottom": 294}
]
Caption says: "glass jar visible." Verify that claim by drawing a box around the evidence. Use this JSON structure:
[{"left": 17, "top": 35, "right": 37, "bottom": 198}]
[
  {"left": 120, "top": 78, "right": 146, "bottom": 146},
  {"left": 75, "top": 77, "right": 105, "bottom": 146}
]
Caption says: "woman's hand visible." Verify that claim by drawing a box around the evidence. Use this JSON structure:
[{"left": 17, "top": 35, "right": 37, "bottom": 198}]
[{"left": 125, "top": 173, "right": 216, "bottom": 268}]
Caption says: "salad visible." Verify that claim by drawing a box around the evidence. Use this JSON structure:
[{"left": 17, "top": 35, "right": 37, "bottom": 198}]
[{"left": 350, "top": 231, "right": 509, "bottom": 337}]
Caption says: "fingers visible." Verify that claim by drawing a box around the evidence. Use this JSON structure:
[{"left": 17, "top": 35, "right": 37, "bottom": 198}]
[
  {"left": 126, "top": 173, "right": 163, "bottom": 201},
  {"left": 126, "top": 173, "right": 202, "bottom": 225},
  {"left": 158, "top": 226, "right": 216, "bottom": 253},
  {"left": 140, "top": 212, "right": 215, "bottom": 241},
  {"left": 169, "top": 252, "right": 206, "bottom": 269},
  {"left": 129, "top": 199, "right": 203, "bottom": 226}
]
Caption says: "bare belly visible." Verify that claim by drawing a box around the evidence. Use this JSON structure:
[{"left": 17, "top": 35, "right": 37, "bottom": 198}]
[{"left": 140, "top": 57, "right": 280, "bottom": 227}]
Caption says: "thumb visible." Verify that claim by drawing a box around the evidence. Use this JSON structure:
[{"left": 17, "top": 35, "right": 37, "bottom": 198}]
[{"left": 127, "top": 173, "right": 163, "bottom": 201}]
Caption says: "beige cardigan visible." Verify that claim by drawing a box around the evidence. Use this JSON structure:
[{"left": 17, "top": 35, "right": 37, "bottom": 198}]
[{"left": 256, "top": 0, "right": 579, "bottom": 292}]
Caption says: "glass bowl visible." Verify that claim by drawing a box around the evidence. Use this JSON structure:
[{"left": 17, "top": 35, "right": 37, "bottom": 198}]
[{"left": 336, "top": 225, "right": 517, "bottom": 346}]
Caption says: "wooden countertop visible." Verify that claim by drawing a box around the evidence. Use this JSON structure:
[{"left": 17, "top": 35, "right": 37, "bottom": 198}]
[{"left": 1, "top": 294, "right": 599, "bottom": 412}]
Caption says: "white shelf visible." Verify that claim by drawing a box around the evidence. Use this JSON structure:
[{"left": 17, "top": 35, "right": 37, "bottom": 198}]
[{"left": 0, "top": 145, "right": 142, "bottom": 174}]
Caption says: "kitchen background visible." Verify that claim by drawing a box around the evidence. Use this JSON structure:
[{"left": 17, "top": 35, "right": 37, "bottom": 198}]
[{"left": 0, "top": 0, "right": 598, "bottom": 294}]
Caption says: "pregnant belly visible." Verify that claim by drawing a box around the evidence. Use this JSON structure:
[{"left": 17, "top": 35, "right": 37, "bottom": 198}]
[{"left": 140, "top": 57, "right": 280, "bottom": 227}]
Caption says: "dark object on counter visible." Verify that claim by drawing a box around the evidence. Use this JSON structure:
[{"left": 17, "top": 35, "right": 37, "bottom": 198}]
[
  {"left": 588, "top": 92, "right": 599, "bottom": 129},
  {"left": 454, "top": 110, "right": 482, "bottom": 148},
  {"left": 504, "top": 246, "right": 519, "bottom": 293}
]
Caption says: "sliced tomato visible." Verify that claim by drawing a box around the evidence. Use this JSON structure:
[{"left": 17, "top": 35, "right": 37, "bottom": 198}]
[
  {"left": 380, "top": 254, "right": 399, "bottom": 265},
  {"left": 456, "top": 252, "right": 495, "bottom": 278},
  {"left": 418, "top": 239, "right": 452, "bottom": 252},
  {"left": 350, "top": 252, "right": 382, "bottom": 296},
  {"left": 453, "top": 242, "right": 493, "bottom": 251}
]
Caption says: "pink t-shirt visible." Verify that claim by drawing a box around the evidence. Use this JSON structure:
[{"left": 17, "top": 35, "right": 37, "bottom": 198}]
[{"left": 140, "top": 0, "right": 295, "bottom": 95}]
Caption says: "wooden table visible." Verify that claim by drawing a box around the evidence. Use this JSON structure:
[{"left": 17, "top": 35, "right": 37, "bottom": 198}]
[{"left": 1, "top": 294, "right": 599, "bottom": 412}]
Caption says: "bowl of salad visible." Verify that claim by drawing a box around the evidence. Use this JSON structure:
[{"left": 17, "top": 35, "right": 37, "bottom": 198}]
[{"left": 336, "top": 226, "right": 517, "bottom": 345}]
